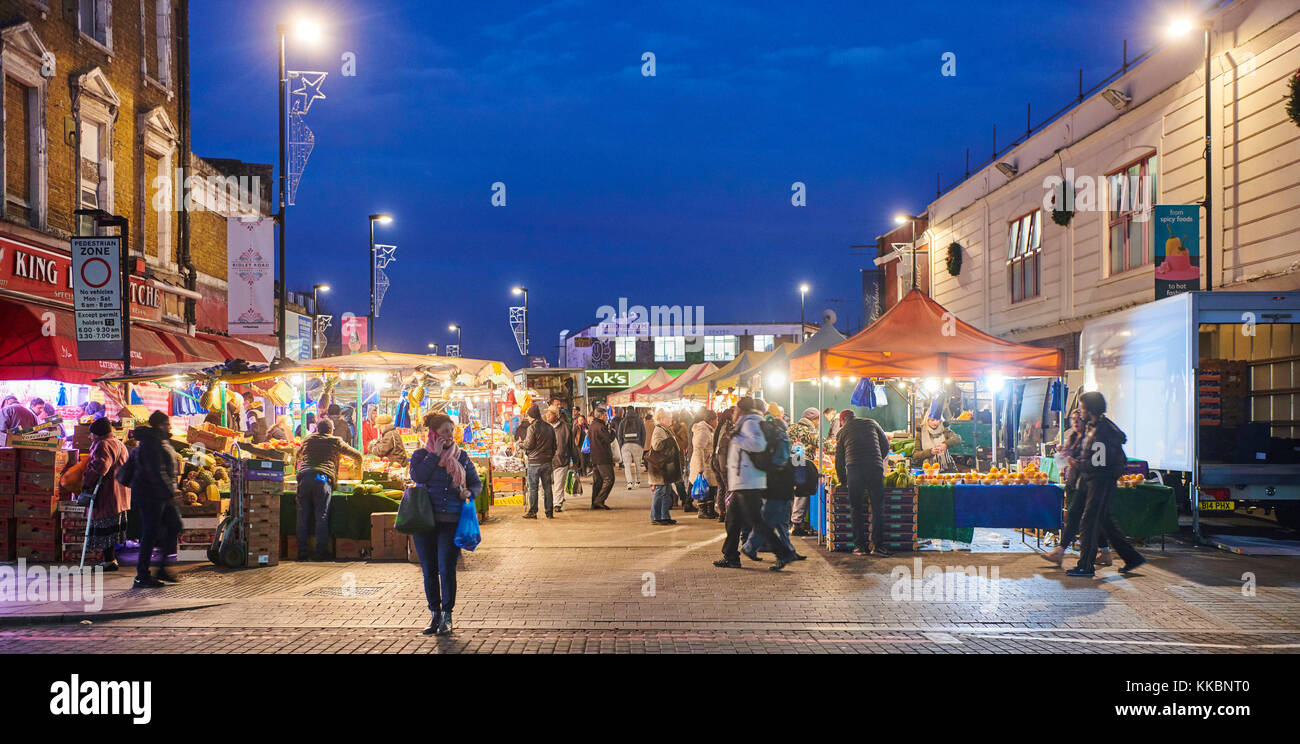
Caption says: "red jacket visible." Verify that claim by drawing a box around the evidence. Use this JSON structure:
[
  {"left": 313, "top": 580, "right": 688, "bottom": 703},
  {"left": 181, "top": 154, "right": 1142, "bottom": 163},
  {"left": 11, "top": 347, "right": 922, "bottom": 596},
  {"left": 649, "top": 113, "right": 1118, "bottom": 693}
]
[{"left": 83, "top": 436, "right": 131, "bottom": 520}]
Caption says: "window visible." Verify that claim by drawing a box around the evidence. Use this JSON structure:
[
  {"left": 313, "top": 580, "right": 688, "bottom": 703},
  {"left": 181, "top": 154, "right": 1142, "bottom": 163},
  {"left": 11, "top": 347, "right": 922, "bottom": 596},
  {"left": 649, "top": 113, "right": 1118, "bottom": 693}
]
[
  {"left": 1007, "top": 210, "right": 1041, "bottom": 303},
  {"left": 5, "top": 77, "right": 33, "bottom": 223},
  {"left": 1107, "top": 155, "right": 1158, "bottom": 275},
  {"left": 703, "top": 335, "right": 737, "bottom": 362},
  {"left": 139, "top": 107, "right": 177, "bottom": 266},
  {"left": 145, "top": 0, "right": 173, "bottom": 87},
  {"left": 614, "top": 336, "right": 636, "bottom": 362},
  {"left": 752, "top": 334, "right": 775, "bottom": 352},
  {"left": 74, "top": 68, "right": 119, "bottom": 236},
  {"left": 78, "top": 0, "right": 111, "bottom": 50},
  {"left": 654, "top": 336, "right": 685, "bottom": 362},
  {"left": 78, "top": 120, "right": 101, "bottom": 234},
  {"left": 2, "top": 23, "right": 49, "bottom": 229}
]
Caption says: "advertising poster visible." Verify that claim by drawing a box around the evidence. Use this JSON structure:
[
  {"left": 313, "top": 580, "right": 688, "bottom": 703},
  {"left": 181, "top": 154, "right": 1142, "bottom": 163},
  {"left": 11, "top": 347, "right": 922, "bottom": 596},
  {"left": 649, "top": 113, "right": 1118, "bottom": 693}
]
[
  {"left": 341, "top": 315, "right": 367, "bottom": 354},
  {"left": 228, "top": 218, "right": 275, "bottom": 334},
  {"left": 1153, "top": 205, "right": 1201, "bottom": 299}
]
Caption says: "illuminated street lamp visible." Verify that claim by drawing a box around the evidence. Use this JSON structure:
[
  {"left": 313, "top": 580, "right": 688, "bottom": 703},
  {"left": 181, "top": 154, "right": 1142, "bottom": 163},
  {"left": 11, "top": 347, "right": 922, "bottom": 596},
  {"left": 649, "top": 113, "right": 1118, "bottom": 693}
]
[{"left": 1167, "top": 14, "right": 1213, "bottom": 291}]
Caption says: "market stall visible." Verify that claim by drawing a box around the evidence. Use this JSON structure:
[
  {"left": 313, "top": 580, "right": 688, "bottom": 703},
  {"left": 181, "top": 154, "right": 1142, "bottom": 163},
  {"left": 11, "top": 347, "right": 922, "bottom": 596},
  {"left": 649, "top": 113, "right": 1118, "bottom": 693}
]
[
  {"left": 604, "top": 367, "right": 676, "bottom": 408},
  {"left": 634, "top": 362, "right": 719, "bottom": 408},
  {"left": 682, "top": 349, "right": 781, "bottom": 408}
]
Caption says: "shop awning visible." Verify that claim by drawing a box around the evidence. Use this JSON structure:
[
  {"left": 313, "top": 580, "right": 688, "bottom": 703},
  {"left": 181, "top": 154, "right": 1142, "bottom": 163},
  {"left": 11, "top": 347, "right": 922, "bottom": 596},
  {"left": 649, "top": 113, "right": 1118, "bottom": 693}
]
[
  {"left": 196, "top": 332, "right": 273, "bottom": 364},
  {"left": 682, "top": 349, "right": 777, "bottom": 396},
  {"left": 156, "top": 330, "right": 229, "bottom": 364},
  {"left": 0, "top": 301, "right": 183, "bottom": 385},
  {"left": 788, "top": 289, "right": 1065, "bottom": 381},
  {"left": 638, "top": 362, "right": 720, "bottom": 403},
  {"left": 605, "top": 367, "right": 676, "bottom": 407}
]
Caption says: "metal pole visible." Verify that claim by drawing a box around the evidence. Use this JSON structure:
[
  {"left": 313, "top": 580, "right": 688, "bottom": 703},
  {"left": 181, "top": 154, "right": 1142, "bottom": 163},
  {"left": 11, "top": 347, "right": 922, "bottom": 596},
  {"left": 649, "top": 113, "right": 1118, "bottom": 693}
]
[
  {"left": 523, "top": 289, "right": 530, "bottom": 357},
  {"left": 816, "top": 350, "right": 825, "bottom": 543},
  {"left": 1203, "top": 25, "right": 1213, "bottom": 292},
  {"left": 910, "top": 219, "right": 917, "bottom": 291},
  {"left": 311, "top": 286, "right": 319, "bottom": 358},
  {"left": 368, "top": 219, "right": 376, "bottom": 350},
  {"left": 277, "top": 28, "right": 288, "bottom": 363}
]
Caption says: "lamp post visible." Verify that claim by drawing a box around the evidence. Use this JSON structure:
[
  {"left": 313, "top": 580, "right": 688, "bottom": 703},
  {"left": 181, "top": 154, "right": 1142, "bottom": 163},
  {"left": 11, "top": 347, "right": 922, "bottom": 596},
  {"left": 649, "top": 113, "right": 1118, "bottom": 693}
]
[
  {"left": 368, "top": 213, "right": 393, "bottom": 350},
  {"left": 275, "top": 18, "right": 323, "bottom": 364},
  {"left": 798, "top": 283, "right": 810, "bottom": 340},
  {"left": 1168, "top": 16, "right": 1213, "bottom": 291},
  {"left": 894, "top": 214, "right": 919, "bottom": 291},
  {"left": 311, "top": 283, "right": 329, "bottom": 357},
  {"left": 74, "top": 208, "right": 130, "bottom": 376},
  {"left": 448, "top": 323, "right": 461, "bottom": 356},
  {"left": 427, "top": 342, "right": 439, "bottom": 354},
  {"left": 512, "top": 286, "right": 529, "bottom": 357}
]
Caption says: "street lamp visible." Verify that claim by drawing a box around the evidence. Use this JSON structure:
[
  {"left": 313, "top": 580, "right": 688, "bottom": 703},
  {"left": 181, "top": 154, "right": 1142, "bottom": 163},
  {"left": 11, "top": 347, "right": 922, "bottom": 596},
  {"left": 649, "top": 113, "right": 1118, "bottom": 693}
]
[
  {"left": 512, "top": 286, "right": 529, "bottom": 357},
  {"left": 894, "top": 214, "right": 920, "bottom": 291},
  {"left": 448, "top": 323, "right": 462, "bottom": 356},
  {"left": 427, "top": 342, "right": 439, "bottom": 354},
  {"left": 276, "top": 17, "right": 324, "bottom": 364},
  {"left": 798, "top": 283, "right": 810, "bottom": 340},
  {"left": 368, "top": 213, "right": 393, "bottom": 350},
  {"left": 1168, "top": 15, "right": 1213, "bottom": 291},
  {"left": 311, "top": 283, "right": 329, "bottom": 356}
]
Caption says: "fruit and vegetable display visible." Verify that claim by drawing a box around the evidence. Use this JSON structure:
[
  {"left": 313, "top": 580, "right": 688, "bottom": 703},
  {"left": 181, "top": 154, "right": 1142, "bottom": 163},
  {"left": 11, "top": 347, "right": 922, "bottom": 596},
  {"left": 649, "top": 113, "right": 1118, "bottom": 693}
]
[
  {"left": 915, "top": 462, "right": 1051, "bottom": 486},
  {"left": 1117, "top": 473, "right": 1147, "bottom": 488},
  {"left": 177, "top": 448, "right": 229, "bottom": 506},
  {"left": 884, "top": 462, "right": 915, "bottom": 488}
]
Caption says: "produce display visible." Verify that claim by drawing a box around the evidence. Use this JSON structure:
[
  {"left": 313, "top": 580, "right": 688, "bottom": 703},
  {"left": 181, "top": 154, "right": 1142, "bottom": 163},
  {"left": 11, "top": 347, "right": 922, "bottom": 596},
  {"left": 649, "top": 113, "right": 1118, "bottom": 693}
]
[
  {"left": 1117, "top": 473, "right": 1146, "bottom": 488},
  {"left": 177, "top": 447, "right": 229, "bottom": 506},
  {"left": 884, "top": 462, "right": 914, "bottom": 488},
  {"left": 915, "top": 462, "right": 1050, "bottom": 486}
]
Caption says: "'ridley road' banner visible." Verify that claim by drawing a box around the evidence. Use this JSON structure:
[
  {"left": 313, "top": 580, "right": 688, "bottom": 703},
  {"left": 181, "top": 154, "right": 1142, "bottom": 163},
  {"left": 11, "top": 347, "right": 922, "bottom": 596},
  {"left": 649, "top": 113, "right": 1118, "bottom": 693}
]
[{"left": 228, "top": 218, "right": 275, "bottom": 335}]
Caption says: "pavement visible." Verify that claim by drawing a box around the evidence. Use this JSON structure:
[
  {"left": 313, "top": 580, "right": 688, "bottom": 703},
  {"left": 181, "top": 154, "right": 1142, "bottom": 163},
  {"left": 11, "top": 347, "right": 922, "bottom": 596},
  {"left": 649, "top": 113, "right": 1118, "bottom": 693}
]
[{"left": 2, "top": 478, "right": 1300, "bottom": 653}]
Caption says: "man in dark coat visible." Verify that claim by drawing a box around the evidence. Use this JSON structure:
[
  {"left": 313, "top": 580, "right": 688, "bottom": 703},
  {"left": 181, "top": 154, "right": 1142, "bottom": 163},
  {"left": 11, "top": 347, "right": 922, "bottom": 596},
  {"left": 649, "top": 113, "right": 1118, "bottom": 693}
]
[
  {"left": 1068, "top": 392, "right": 1145, "bottom": 577},
  {"left": 550, "top": 410, "right": 575, "bottom": 512},
  {"left": 520, "top": 405, "right": 557, "bottom": 518},
  {"left": 129, "top": 411, "right": 183, "bottom": 588},
  {"left": 835, "top": 410, "right": 892, "bottom": 557},
  {"left": 587, "top": 411, "right": 615, "bottom": 509}
]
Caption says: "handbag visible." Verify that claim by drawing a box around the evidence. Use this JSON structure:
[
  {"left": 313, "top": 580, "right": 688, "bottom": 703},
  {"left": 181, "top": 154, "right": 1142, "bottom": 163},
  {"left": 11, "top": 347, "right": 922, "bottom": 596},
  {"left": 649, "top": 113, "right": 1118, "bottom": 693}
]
[
  {"left": 690, "top": 473, "right": 709, "bottom": 500},
  {"left": 453, "top": 497, "right": 481, "bottom": 551},
  {"left": 394, "top": 485, "right": 438, "bottom": 534}
]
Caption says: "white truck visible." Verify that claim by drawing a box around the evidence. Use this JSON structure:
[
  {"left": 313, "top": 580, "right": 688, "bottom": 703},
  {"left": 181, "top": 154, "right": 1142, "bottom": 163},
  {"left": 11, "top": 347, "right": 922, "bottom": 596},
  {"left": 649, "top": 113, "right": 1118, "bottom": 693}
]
[{"left": 1079, "top": 291, "right": 1300, "bottom": 538}]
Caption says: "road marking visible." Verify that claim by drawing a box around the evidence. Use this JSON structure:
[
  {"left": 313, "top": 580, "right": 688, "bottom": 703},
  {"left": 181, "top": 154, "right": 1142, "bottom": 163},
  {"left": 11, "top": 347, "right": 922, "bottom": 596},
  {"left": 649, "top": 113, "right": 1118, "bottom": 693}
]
[{"left": 962, "top": 634, "right": 1246, "bottom": 649}]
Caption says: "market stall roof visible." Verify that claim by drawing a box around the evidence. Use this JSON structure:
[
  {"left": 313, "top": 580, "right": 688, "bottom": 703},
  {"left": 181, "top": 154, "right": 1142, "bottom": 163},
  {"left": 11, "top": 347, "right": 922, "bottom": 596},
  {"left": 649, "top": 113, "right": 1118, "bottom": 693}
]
[
  {"left": 637, "top": 362, "right": 720, "bottom": 403},
  {"left": 682, "top": 349, "right": 776, "bottom": 396},
  {"left": 788, "top": 289, "right": 1065, "bottom": 381},
  {"left": 731, "top": 343, "right": 799, "bottom": 388},
  {"left": 605, "top": 367, "right": 676, "bottom": 407},
  {"left": 788, "top": 320, "right": 847, "bottom": 360},
  {"left": 0, "top": 301, "right": 186, "bottom": 385}
]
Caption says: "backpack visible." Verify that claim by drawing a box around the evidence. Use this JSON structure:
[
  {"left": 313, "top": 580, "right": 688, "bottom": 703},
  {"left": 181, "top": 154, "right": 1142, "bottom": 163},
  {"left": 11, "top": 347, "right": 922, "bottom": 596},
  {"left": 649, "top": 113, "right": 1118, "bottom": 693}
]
[
  {"left": 746, "top": 418, "right": 791, "bottom": 473},
  {"left": 116, "top": 447, "right": 138, "bottom": 486}
]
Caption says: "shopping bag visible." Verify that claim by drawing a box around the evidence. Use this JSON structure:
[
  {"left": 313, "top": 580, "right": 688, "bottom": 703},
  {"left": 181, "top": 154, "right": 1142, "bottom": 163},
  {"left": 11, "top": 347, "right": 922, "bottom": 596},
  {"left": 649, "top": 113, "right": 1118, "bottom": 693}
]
[
  {"left": 454, "top": 498, "right": 481, "bottom": 551},
  {"left": 690, "top": 473, "right": 709, "bottom": 500},
  {"left": 581, "top": 435, "right": 591, "bottom": 454},
  {"left": 563, "top": 469, "right": 576, "bottom": 494},
  {"left": 395, "top": 485, "right": 438, "bottom": 534}
]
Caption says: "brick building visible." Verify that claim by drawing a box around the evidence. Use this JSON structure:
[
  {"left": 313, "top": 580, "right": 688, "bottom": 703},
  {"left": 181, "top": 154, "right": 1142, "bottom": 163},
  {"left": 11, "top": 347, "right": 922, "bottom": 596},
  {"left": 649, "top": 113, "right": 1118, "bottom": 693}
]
[{"left": 0, "top": 0, "right": 273, "bottom": 385}]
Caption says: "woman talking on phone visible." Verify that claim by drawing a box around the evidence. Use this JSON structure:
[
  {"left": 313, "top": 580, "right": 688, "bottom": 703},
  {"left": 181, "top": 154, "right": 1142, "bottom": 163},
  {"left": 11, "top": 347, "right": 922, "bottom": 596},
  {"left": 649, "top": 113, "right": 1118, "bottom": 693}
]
[{"left": 408, "top": 412, "right": 482, "bottom": 635}]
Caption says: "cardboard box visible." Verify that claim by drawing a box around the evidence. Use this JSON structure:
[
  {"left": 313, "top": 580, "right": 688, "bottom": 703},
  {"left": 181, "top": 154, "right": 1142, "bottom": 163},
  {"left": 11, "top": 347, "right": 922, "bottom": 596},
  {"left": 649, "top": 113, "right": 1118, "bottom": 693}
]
[
  {"left": 16, "top": 544, "right": 60, "bottom": 562},
  {"left": 0, "top": 491, "right": 12, "bottom": 517},
  {"left": 333, "top": 538, "right": 371, "bottom": 560},
  {"left": 0, "top": 470, "right": 15, "bottom": 490},
  {"left": 16, "top": 470, "right": 57, "bottom": 495},
  {"left": 180, "top": 528, "right": 216, "bottom": 545},
  {"left": 16, "top": 516, "right": 58, "bottom": 541},
  {"left": 406, "top": 536, "right": 421, "bottom": 563},
  {"left": 0, "top": 448, "right": 16, "bottom": 471},
  {"left": 17, "top": 449, "right": 73, "bottom": 472},
  {"left": 13, "top": 491, "right": 59, "bottom": 518},
  {"left": 284, "top": 535, "right": 334, "bottom": 558},
  {"left": 63, "top": 547, "right": 103, "bottom": 564},
  {"left": 0, "top": 518, "right": 14, "bottom": 561},
  {"left": 369, "top": 512, "right": 404, "bottom": 560}
]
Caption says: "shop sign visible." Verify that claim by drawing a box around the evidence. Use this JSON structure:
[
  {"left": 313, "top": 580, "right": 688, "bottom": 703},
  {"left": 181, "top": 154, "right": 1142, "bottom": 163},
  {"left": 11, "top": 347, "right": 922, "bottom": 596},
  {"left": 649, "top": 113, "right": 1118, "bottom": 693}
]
[
  {"left": 1153, "top": 205, "right": 1201, "bottom": 299},
  {"left": 586, "top": 370, "right": 629, "bottom": 388},
  {"left": 1, "top": 235, "right": 168, "bottom": 322},
  {"left": 70, "top": 236, "right": 124, "bottom": 361}
]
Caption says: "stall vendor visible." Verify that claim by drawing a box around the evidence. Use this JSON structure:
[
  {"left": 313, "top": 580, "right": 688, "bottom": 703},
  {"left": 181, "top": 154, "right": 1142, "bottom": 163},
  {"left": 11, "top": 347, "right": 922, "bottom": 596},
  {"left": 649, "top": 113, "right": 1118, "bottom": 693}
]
[
  {"left": 369, "top": 413, "right": 408, "bottom": 465},
  {"left": 911, "top": 399, "right": 962, "bottom": 469}
]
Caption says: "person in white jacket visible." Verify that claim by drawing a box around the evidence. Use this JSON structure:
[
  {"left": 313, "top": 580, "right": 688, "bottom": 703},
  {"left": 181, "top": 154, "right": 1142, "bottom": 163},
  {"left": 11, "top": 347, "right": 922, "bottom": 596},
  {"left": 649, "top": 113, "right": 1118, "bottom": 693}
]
[{"left": 714, "top": 397, "right": 797, "bottom": 571}]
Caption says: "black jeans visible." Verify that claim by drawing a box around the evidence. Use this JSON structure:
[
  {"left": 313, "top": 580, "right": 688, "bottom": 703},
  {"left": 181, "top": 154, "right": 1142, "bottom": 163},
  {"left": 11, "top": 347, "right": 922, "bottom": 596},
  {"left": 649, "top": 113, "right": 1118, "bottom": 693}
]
[
  {"left": 296, "top": 475, "right": 333, "bottom": 558},
  {"left": 1076, "top": 478, "right": 1140, "bottom": 571},
  {"left": 136, "top": 498, "right": 181, "bottom": 578},
  {"left": 591, "top": 463, "right": 615, "bottom": 507},
  {"left": 721, "top": 489, "right": 794, "bottom": 562},
  {"left": 845, "top": 468, "right": 883, "bottom": 551},
  {"left": 411, "top": 520, "right": 460, "bottom": 613},
  {"left": 1061, "top": 482, "right": 1107, "bottom": 550}
]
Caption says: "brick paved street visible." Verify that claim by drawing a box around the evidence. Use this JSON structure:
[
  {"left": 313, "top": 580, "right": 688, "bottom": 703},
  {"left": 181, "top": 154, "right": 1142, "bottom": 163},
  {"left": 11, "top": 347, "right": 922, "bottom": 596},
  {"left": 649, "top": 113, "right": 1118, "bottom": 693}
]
[{"left": 3, "top": 481, "right": 1299, "bottom": 654}]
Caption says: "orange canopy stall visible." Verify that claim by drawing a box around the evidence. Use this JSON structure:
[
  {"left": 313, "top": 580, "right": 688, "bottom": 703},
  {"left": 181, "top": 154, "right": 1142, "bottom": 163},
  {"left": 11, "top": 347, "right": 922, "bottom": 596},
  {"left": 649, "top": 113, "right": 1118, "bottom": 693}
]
[{"left": 789, "top": 290, "right": 1063, "bottom": 381}]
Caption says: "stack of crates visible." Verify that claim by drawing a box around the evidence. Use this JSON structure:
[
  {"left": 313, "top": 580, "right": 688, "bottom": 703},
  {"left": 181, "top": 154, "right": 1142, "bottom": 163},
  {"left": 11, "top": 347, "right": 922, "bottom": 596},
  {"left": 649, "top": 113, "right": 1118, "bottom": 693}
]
[
  {"left": 241, "top": 456, "right": 283, "bottom": 567},
  {"left": 1197, "top": 359, "right": 1248, "bottom": 428},
  {"left": 0, "top": 448, "right": 15, "bottom": 561},
  {"left": 13, "top": 449, "right": 73, "bottom": 562},
  {"left": 874, "top": 487, "right": 919, "bottom": 552},
  {"left": 824, "top": 486, "right": 856, "bottom": 551},
  {"left": 57, "top": 502, "right": 102, "bottom": 564}
]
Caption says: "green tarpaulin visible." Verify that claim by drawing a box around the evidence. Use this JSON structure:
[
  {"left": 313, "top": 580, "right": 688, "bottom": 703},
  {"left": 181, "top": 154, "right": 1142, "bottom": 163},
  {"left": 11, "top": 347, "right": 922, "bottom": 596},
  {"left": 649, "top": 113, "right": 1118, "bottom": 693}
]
[{"left": 916, "top": 486, "right": 975, "bottom": 543}]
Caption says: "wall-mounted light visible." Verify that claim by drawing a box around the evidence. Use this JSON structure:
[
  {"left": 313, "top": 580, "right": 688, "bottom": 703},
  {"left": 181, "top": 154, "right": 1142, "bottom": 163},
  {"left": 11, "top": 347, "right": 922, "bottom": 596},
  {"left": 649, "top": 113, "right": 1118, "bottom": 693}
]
[
  {"left": 995, "top": 161, "right": 1018, "bottom": 178},
  {"left": 1102, "top": 88, "right": 1132, "bottom": 110}
]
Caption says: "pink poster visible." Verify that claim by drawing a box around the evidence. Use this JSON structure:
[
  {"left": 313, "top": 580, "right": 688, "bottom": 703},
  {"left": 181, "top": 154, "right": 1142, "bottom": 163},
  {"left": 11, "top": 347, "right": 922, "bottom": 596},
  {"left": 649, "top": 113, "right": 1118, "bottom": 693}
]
[{"left": 227, "top": 218, "right": 275, "bottom": 335}]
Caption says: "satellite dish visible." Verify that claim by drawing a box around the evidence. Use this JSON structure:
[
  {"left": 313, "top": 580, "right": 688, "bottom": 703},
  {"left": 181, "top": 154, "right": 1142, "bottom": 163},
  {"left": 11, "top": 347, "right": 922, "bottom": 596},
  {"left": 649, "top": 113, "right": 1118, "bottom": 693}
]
[{"left": 821, "top": 309, "right": 837, "bottom": 326}]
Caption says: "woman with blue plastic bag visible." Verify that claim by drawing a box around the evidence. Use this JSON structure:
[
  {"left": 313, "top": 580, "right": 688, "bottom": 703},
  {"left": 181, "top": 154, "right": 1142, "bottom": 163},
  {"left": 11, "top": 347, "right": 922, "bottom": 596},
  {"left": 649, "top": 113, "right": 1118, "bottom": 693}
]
[
  {"left": 688, "top": 409, "right": 719, "bottom": 519},
  {"left": 408, "top": 412, "right": 482, "bottom": 636}
]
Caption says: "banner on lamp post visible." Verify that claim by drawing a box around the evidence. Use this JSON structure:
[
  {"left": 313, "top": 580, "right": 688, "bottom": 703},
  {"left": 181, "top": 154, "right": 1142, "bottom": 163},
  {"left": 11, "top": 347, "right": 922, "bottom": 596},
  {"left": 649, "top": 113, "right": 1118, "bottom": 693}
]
[
  {"left": 1153, "top": 205, "right": 1201, "bottom": 299},
  {"left": 70, "top": 236, "right": 124, "bottom": 361},
  {"left": 228, "top": 218, "right": 275, "bottom": 334},
  {"left": 341, "top": 314, "right": 368, "bottom": 355}
]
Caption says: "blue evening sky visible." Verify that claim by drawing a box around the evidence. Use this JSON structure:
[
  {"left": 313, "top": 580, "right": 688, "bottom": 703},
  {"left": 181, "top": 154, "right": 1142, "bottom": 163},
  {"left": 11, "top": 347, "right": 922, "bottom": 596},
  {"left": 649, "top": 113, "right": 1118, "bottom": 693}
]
[{"left": 189, "top": 0, "right": 1186, "bottom": 363}]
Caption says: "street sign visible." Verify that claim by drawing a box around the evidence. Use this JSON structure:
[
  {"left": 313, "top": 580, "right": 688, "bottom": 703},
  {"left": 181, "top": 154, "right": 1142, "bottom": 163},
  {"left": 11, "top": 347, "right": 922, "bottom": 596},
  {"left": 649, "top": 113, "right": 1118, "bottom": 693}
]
[
  {"left": 1153, "top": 205, "right": 1201, "bottom": 299},
  {"left": 70, "top": 236, "right": 124, "bottom": 361}
]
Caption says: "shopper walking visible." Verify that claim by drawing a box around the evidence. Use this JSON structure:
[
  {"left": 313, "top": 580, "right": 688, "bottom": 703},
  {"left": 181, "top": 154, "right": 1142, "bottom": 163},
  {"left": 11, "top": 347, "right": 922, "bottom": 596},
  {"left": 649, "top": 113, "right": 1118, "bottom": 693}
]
[
  {"left": 587, "top": 410, "right": 616, "bottom": 509},
  {"left": 127, "top": 411, "right": 183, "bottom": 588},
  {"left": 1067, "top": 392, "right": 1145, "bottom": 578},
  {"left": 368, "top": 413, "right": 408, "bottom": 466},
  {"left": 550, "top": 409, "right": 575, "bottom": 513},
  {"left": 1042, "top": 409, "right": 1110, "bottom": 567},
  {"left": 711, "top": 406, "right": 737, "bottom": 522},
  {"left": 293, "top": 418, "right": 363, "bottom": 561},
  {"left": 669, "top": 413, "right": 695, "bottom": 512},
  {"left": 689, "top": 409, "right": 719, "bottom": 519},
  {"left": 408, "top": 412, "right": 482, "bottom": 635},
  {"left": 835, "top": 409, "right": 892, "bottom": 557},
  {"left": 80, "top": 417, "right": 130, "bottom": 571},
  {"left": 616, "top": 406, "right": 646, "bottom": 489},
  {"left": 521, "top": 404, "right": 557, "bottom": 518},
  {"left": 742, "top": 404, "right": 804, "bottom": 560},
  {"left": 713, "top": 398, "right": 798, "bottom": 571},
  {"left": 572, "top": 414, "right": 591, "bottom": 476},
  {"left": 646, "top": 409, "right": 681, "bottom": 525}
]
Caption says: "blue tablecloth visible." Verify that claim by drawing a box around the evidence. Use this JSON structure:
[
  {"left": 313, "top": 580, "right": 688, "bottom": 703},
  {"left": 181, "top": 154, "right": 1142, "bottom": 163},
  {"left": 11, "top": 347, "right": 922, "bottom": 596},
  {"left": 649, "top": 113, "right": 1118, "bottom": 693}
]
[{"left": 952, "top": 484, "right": 1063, "bottom": 529}]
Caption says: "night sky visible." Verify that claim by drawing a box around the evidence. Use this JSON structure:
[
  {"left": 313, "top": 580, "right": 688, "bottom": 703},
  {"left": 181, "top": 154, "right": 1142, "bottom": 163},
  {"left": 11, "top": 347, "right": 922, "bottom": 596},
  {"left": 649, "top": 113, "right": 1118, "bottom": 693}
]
[{"left": 189, "top": 0, "right": 1177, "bottom": 364}]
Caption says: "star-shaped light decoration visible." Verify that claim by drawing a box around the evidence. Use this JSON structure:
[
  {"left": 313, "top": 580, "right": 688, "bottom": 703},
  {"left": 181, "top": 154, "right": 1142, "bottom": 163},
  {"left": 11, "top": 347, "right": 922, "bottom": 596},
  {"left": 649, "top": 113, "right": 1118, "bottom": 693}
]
[{"left": 290, "top": 71, "right": 328, "bottom": 114}]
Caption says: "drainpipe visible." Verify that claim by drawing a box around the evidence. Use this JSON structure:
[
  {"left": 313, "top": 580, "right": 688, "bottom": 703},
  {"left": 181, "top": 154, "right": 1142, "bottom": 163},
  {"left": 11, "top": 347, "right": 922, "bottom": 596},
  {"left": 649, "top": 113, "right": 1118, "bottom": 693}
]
[{"left": 177, "top": 0, "right": 197, "bottom": 332}]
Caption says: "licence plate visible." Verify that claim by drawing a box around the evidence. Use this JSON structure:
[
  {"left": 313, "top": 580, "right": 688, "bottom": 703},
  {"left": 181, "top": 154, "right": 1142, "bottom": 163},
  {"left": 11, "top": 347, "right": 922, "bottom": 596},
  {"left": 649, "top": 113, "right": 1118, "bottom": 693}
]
[{"left": 1199, "top": 500, "right": 1236, "bottom": 511}]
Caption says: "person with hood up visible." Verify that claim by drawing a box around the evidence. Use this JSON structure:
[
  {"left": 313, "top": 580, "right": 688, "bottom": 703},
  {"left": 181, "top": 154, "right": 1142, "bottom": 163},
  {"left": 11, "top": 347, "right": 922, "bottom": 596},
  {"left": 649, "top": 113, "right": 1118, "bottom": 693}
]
[
  {"left": 1067, "top": 392, "right": 1145, "bottom": 578},
  {"left": 910, "top": 398, "right": 962, "bottom": 470},
  {"left": 713, "top": 397, "right": 798, "bottom": 571},
  {"left": 368, "top": 413, "right": 409, "bottom": 466},
  {"left": 127, "top": 411, "right": 183, "bottom": 587},
  {"left": 688, "top": 408, "right": 719, "bottom": 519},
  {"left": 81, "top": 417, "right": 131, "bottom": 571}
]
